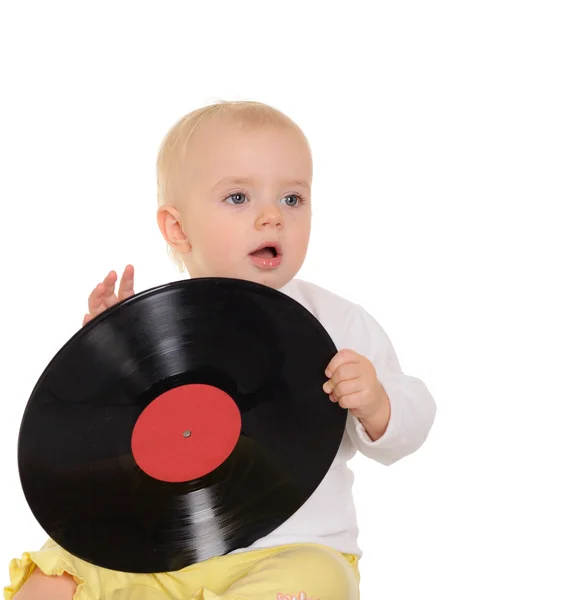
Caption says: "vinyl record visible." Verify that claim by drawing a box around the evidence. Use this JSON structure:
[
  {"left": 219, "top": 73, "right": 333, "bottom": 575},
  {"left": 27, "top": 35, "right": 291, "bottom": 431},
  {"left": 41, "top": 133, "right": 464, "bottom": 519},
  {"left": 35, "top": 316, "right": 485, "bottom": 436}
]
[{"left": 18, "top": 277, "right": 347, "bottom": 573}]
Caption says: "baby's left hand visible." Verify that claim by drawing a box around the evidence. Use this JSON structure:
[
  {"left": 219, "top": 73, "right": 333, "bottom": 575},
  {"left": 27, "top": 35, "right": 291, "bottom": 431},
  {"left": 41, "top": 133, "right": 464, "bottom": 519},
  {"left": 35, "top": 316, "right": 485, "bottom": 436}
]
[{"left": 323, "top": 349, "right": 389, "bottom": 423}]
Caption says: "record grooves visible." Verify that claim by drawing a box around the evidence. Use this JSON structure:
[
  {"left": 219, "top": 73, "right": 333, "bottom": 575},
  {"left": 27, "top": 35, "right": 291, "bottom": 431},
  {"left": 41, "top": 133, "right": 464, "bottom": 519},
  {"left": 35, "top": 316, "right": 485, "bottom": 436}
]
[{"left": 18, "top": 277, "right": 347, "bottom": 573}]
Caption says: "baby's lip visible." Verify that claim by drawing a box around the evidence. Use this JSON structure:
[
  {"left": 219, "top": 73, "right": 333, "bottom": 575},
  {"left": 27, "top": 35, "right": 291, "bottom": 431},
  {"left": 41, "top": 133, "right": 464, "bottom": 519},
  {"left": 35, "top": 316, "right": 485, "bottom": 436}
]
[{"left": 249, "top": 241, "right": 282, "bottom": 256}]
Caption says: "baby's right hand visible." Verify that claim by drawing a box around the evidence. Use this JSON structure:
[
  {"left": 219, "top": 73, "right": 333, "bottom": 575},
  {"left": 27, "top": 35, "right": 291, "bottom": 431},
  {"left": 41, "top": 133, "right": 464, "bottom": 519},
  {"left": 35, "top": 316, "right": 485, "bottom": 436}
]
[{"left": 82, "top": 264, "right": 135, "bottom": 326}]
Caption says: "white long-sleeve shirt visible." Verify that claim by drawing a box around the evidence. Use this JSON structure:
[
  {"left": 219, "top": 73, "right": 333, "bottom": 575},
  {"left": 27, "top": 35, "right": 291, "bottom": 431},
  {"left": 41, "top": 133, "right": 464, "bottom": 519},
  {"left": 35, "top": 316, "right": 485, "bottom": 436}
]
[{"left": 236, "top": 278, "right": 437, "bottom": 557}]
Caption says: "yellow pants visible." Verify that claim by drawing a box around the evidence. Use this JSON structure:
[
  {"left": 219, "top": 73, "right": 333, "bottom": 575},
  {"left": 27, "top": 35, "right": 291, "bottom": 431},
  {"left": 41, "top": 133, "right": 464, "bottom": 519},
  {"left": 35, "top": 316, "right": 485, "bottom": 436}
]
[{"left": 4, "top": 539, "right": 360, "bottom": 600}]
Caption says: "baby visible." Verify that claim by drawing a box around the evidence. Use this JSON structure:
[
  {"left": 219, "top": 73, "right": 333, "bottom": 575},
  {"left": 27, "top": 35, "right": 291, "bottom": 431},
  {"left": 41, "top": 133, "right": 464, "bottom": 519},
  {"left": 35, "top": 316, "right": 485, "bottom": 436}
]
[{"left": 6, "top": 101, "right": 436, "bottom": 600}]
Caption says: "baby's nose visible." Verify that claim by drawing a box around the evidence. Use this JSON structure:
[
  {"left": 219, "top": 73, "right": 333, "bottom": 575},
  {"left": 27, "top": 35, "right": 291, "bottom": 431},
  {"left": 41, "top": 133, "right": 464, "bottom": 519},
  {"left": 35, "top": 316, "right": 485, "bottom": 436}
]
[{"left": 256, "top": 206, "right": 283, "bottom": 228}]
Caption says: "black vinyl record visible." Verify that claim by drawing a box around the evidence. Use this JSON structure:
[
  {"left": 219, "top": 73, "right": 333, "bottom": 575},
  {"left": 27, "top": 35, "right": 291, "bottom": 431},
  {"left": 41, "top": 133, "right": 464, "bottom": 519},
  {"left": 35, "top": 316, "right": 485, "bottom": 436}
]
[{"left": 18, "top": 277, "right": 347, "bottom": 573}]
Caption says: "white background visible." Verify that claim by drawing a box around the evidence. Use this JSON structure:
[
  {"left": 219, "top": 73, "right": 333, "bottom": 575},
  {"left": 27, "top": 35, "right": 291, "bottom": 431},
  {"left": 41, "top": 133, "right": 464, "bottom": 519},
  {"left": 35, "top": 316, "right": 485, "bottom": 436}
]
[{"left": 1, "top": 1, "right": 584, "bottom": 598}]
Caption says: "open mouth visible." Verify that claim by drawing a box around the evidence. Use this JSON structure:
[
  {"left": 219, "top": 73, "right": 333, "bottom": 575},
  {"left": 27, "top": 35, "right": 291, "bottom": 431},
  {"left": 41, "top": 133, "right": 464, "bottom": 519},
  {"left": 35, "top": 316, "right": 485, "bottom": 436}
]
[
  {"left": 249, "top": 243, "right": 281, "bottom": 259},
  {"left": 249, "top": 242, "right": 282, "bottom": 269}
]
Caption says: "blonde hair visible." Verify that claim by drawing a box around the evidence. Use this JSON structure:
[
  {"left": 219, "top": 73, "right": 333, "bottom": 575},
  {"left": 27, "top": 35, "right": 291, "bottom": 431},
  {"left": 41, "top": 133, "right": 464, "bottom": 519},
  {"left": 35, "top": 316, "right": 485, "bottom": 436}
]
[{"left": 156, "top": 100, "right": 311, "bottom": 271}]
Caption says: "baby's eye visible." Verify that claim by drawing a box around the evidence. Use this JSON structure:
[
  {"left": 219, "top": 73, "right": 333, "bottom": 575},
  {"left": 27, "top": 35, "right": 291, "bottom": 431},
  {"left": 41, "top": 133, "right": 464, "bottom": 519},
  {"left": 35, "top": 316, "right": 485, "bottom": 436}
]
[
  {"left": 281, "top": 194, "right": 301, "bottom": 207},
  {"left": 226, "top": 193, "right": 248, "bottom": 205}
]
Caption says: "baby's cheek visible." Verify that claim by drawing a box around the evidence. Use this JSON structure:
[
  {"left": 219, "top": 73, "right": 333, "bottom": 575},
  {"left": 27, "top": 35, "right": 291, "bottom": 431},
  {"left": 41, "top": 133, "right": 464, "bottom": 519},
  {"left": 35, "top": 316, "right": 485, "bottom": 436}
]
[{"left": 203, "top": 231, "right": 244, "bottom": 269}]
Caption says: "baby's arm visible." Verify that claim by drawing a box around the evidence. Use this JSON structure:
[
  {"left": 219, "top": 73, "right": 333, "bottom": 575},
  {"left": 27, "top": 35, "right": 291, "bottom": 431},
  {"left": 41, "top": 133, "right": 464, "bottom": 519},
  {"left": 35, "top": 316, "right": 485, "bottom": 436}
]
[{"left": 341, "top": 304, "right": 437, "bottom": 466}]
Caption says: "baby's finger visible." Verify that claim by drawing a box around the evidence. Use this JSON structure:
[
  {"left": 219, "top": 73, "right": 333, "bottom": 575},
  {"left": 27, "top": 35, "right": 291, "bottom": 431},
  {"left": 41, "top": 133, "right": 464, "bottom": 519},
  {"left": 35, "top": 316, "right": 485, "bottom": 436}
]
[
  {"left": 101, "top": 271, "right": 119, "bottom": 307},
  {"left": 118, "top": 264, "right": 135, "bottom": 300},
  {"left": 336, "top": 392, "right": 362, "bottom": 410},
  {"left": 325, "top": 349, "right": 360, "bottom": 379},
  {"left": 330, "top": 379, "right": 363, "bottom": 401},
  {"left": 87, "top": 283, "right": 106, "bottom": 313},
  {"left": 329, "top": 363, "right": 361, "bottom": 387},
  {"left": 82, "top": 313, "right": 92, "bottom": 326}
]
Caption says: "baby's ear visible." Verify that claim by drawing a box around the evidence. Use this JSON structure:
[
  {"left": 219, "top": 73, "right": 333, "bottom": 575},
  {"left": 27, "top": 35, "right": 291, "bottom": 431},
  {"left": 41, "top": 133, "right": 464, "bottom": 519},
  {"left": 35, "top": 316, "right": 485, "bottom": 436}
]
[{"left": 157, "top": 205, "right": 191, "bottom": 254}]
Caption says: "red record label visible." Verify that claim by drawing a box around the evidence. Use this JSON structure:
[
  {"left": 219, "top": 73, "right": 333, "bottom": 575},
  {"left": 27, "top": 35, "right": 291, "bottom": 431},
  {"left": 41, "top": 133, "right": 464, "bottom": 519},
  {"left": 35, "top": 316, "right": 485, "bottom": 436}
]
[{"left": 131, "top": 384, "right": 242, "bottom": 482}]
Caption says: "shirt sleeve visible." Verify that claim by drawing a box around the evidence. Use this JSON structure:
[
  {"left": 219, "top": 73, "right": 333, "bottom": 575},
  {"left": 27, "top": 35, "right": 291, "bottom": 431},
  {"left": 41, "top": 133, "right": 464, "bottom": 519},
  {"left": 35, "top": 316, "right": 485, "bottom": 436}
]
[{"left": 342, "top": 303, "right": 437, "bottom": 466}]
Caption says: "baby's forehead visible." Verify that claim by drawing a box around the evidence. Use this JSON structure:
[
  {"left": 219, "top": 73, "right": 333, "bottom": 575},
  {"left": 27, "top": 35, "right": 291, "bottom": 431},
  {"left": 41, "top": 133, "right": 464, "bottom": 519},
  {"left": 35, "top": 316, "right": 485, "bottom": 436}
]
[
  {"left": 183, "top": 117, "right": 311, "bottom": 175},
  {"left": 188, "top": 113, "right": 308, "bottom": 150}
]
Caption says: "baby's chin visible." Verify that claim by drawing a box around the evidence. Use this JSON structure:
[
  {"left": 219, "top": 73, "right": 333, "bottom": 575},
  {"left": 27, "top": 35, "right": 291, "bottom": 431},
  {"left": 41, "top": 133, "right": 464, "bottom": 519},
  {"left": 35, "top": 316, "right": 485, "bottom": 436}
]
[
  {"left": 185, "top": 266, "right": 293, "bottom": 290},
  {"left": 239, "top": 271, "right": 293, "bottom": 290}
]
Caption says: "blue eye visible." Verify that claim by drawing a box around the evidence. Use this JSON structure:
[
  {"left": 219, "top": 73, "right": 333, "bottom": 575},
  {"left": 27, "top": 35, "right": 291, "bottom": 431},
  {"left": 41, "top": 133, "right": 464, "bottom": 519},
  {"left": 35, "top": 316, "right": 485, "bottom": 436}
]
[
  {"left": 281, "top": 194, "right": 301, "bottom": 207},
  {"left": 226, "top": 193, "right": 248, "bottom": 205}
]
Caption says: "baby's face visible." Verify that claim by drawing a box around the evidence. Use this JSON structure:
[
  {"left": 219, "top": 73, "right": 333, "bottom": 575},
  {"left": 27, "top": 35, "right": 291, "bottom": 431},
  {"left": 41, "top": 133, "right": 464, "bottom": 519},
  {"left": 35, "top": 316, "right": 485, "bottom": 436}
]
[{"left": 173, "top": 118, "right": 312, "bottom": 289}]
